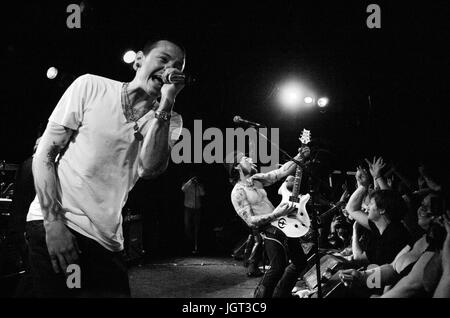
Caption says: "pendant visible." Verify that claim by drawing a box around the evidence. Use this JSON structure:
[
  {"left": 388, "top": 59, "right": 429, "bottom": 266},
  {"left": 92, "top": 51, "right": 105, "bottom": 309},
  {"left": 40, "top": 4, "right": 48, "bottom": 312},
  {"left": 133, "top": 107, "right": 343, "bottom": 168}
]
[
  {"left": 133, "top": 122, "right": 143, "bottom": 141},
  {"left": 134, "top": 131, "right": 143, "bottom": 141}
]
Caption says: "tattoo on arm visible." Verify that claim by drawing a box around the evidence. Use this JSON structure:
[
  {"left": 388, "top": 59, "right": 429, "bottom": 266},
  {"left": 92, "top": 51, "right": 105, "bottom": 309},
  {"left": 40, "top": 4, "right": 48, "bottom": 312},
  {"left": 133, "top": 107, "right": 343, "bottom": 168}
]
[
  {"left": 281, "top": 161, "right": 296, "bottom": 173},
  {"left": 45, "top": 143, "right": 62, "bottom": 170},
  {"left": 232, "top": 188, "right": 279, "bottom": 227},
  {"left": 33, "top": 124, "right": 72, "bottom": 222},
  {"left": 253, "top": 160, "right": 297, "bottom": 186}
]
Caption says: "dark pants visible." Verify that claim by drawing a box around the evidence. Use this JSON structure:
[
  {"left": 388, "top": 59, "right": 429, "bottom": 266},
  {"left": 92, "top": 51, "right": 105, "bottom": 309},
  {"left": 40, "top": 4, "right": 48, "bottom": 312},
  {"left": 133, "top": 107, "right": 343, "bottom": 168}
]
[
  {"left": 25, "top": 220, "right": 130, "bottom": 298},
  {"left": 184, "top": 207, "right": 201, "bottom": 252},
  {"left": 245, "top": 229, "right": 263, "bottom": 274},
  {"left": 254, "top": 226, "right": 307, "bottom": 298}
]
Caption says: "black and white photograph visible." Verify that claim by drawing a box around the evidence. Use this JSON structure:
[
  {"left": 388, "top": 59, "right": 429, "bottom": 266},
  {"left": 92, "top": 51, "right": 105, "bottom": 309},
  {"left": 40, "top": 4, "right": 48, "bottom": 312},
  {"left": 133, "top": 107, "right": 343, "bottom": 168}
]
[{"left": 0, "top": 0, "right": 449, "bottom": 308}]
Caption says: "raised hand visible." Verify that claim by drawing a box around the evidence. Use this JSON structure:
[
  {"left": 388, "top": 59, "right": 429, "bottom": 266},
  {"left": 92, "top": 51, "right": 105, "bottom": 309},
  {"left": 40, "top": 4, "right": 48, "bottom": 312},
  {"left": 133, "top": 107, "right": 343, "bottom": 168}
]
[
  {"left": 356, "top": 166, "right": 370, "bottom": 187},
  {"left": 339, "top": 183, "right": 350, "bottom": 202},
  {"left": 299, "top": 146, "right": 311, "bottom": 159},
  {"left": 365, "top": 156, "right": 386, "bottom": 179},
  {"left": 160, "top": 67, "right": 186, "bottom": 106},
  {"left": 294, "top": 146, "right": 311, "bottom": 162}
]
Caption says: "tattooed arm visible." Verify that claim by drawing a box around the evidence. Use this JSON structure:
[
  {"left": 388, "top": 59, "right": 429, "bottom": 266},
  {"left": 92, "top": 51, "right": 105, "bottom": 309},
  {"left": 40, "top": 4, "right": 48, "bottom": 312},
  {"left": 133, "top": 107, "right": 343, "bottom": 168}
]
[
  {"left": 231, "top": 187, "right": 295, "bottom": 228},
  {"left": 250, "top": 146, "right": 310, "bottom": 187},
  {"left": 32, "top": 121, "right": 80, "bottom": 274}
]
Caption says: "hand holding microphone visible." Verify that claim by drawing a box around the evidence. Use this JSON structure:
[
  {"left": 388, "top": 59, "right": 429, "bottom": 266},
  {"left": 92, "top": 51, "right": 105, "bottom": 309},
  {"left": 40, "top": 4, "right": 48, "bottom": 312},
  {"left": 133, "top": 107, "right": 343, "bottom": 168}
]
[
  {"left": 161, "top": 68, "right": 195, "bottom": 85},
  {"left": 160, "top": 68, "right": 189, "bottom": 104}
]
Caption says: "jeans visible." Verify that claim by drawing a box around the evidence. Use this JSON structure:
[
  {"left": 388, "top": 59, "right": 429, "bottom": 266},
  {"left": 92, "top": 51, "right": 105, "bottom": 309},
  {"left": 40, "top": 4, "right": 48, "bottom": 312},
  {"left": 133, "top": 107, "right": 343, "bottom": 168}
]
[
  {"left": 254, "top": 226, "right": 307, "bottom": 298},
  {"left": 245, "top": 229, "right": 263, "bottom": 274},
  {"left": 25, "top": 220, "right": 130, "bottom": 298}
]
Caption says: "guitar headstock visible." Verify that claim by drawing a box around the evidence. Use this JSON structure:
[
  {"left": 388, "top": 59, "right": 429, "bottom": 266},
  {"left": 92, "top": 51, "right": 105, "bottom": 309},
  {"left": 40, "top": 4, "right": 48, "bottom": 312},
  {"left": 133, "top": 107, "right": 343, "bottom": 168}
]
[{"left": 299, "top": 129, "right": 311, "bottom": 146}]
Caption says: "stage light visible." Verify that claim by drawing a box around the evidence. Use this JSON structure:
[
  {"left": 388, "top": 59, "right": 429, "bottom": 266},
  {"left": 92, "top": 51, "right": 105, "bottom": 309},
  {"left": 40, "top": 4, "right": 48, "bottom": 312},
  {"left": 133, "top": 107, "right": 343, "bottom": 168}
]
[
  {"left": 46, "top": 67, "right": 58, "bottom": 79},
  {"left": 317, "top": 97, "right": 329, "bottom": 107},
  {"left": 278, "top": 82, "right": 304, "bottom": 108},
  {"left": 123, "top": 50, "right": 136, "bottom": 64},
  {"left": 304, "top": 96, "right": 314, "bottom": 104}
]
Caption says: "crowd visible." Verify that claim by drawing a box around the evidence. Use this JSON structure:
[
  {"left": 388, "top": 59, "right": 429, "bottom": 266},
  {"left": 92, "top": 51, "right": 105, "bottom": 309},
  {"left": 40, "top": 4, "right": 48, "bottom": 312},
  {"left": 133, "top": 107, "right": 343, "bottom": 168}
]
[{"left": 295, "top": 156, "right": 449, "bottom": 298}]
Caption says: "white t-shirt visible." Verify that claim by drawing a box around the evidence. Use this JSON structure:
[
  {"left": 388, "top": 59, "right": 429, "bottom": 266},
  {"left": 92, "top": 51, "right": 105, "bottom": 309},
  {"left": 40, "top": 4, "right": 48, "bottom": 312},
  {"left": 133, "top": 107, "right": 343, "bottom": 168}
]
[{"left": 27, "top": 74, "right": 182, "bottom": 252}]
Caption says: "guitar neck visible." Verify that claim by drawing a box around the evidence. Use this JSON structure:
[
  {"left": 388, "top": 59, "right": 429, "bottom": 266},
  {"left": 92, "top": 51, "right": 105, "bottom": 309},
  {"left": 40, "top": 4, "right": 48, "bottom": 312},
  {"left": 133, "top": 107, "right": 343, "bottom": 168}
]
[
  {"left": 290, "top": 143, "right": 306, "bottom": 201},
  {"left": 291, "top": 165, "right": 303, "bottom": 197},
  {"left": 290, "top": 129, "right": 310, "bottom": 202}
]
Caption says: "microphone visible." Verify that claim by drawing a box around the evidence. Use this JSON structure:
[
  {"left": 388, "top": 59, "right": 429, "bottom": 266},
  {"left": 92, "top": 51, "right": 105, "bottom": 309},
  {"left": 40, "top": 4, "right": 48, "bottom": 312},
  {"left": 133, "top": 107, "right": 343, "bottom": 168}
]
[
  {"left": 161, "top": 69, "right": 196, "bottom": 85},
  {"left": 233, "top": 116, "right": 264, "bottom": 128}
]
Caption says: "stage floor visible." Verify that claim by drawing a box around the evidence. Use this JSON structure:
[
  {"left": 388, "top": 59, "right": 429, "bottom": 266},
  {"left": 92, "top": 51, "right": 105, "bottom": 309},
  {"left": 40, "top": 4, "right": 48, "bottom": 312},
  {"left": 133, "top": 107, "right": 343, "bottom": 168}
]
[{"left": 129, "top": 256, "right": 260, "bottom": 298}]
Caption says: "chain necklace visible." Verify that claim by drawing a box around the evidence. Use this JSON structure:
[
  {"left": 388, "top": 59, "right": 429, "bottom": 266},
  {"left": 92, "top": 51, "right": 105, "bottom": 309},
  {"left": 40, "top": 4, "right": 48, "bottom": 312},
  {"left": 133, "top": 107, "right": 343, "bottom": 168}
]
[{"left": 122, "top": 83, "right": 144, "bottom": 141}]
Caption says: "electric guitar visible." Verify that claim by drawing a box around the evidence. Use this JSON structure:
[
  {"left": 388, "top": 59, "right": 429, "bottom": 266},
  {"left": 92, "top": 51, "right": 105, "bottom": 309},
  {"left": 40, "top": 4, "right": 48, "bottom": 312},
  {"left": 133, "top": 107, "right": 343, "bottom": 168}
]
[{"left": 271, "top": 129, "right": 311, "bottom": 238}]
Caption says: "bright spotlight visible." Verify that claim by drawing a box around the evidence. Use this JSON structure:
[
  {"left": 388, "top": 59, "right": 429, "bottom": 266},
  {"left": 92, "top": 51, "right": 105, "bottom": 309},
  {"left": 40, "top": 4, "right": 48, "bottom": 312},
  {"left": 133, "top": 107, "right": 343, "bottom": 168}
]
[
  {"left": 317, "top": 97, "right": 329, "bottom": 107},
  {"left": 46, "top": 67, "right": 58, "bottom": 80},
  {"left": 304, "top": 96, "right": 314, "bottom": 104},
  {"left": 123, "top": 50, "right": 136, "bottom": 64},
  {"left": 278, "top": 82, "right": 303, "bottom": 108}
]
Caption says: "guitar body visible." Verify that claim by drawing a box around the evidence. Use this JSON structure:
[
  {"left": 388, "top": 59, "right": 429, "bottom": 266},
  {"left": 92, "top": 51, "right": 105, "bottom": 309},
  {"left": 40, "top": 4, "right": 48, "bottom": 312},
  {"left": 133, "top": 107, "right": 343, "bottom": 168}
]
[{"left": 271, "top": 182, "right": 311, "bottom": 238}]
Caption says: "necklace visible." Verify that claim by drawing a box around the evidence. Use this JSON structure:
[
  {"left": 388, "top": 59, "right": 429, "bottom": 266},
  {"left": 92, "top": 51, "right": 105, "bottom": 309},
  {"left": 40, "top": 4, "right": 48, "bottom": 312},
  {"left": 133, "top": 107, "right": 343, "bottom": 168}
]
[
  {"left": 122, "top": 83, "right": 143, "bottom": 141},
  {"left": 239, "top": 178, "right": 254, "bottom": 187}
]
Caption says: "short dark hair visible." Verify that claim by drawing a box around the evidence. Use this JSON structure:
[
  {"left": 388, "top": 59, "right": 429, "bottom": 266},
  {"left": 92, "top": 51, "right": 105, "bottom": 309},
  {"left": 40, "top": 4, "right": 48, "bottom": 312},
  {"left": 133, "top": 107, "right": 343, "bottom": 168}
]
[
  {"left": 142, "top": 38, "right": 186, "bottom": 58},
  {"left": 369, "top": 189, "right": 407, "bottom": 223},
  {"left": 224, "top": 151, "right": 242, "bottom": 185}
]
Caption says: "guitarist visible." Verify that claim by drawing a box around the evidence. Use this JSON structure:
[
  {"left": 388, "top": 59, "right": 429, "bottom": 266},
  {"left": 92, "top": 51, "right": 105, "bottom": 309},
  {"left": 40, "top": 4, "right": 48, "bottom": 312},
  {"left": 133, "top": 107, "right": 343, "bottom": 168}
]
[{"left": 228, "top": 147, "right": 310, "bottom": 298}]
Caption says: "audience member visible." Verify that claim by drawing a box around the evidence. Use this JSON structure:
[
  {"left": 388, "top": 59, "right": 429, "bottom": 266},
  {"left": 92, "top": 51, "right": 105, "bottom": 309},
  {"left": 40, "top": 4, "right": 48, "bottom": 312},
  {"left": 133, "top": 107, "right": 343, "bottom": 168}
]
[{"left": 345, "top": 166, "right": 410, "bottom": 267}]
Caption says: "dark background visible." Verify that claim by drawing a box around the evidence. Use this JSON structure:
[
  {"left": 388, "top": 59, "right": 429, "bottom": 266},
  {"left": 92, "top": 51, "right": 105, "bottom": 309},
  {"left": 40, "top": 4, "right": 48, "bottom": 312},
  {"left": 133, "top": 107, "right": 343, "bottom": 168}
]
[{"left": 1, "top": 0, "right": 448, "bottom": 256}]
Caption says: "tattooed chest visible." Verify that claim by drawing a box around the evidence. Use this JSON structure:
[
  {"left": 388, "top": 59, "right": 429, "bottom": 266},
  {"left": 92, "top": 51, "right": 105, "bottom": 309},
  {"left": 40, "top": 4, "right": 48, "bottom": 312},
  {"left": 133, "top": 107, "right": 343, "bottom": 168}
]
[{"left": 243, "top": 187, "right": 267, "bottom": 205}]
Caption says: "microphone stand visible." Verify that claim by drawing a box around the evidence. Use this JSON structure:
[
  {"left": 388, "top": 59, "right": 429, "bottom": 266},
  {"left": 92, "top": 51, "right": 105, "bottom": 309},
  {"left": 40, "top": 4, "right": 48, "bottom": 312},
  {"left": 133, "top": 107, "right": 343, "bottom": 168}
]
[
  {"left": 306, "top": 169, "right": 323, "bottom": 299},
  {"left": 252, "top": 126, "right": 323, "bottom": 298}
]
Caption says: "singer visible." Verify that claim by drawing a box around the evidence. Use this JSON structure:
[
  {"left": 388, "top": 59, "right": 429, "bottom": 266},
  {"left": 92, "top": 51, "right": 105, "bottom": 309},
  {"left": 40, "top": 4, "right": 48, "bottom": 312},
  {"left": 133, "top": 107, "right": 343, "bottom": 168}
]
[{"left": 26, "top": 38, "right": 187, "bottom": 297}]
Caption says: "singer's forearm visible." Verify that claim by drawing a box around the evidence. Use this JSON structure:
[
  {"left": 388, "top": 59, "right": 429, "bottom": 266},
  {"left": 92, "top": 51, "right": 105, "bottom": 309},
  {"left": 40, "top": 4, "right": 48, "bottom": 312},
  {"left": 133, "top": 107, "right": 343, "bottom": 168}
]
[
  {"left": 138, "top": 97, "right": 175, "bottom": 179},
  {"left": 33, "top": 159, "right": 63, "bottom": 223},
  {"left": 32, "top": 122, "right": 72, "bottom": 224},
  {"left": 138, "top": 118, "right": 171, "bottom": 178}
]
